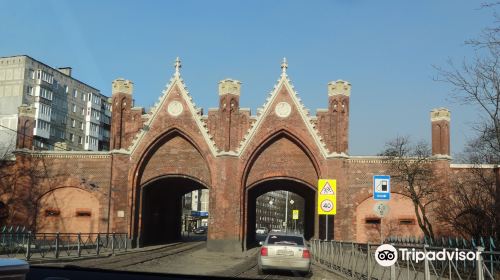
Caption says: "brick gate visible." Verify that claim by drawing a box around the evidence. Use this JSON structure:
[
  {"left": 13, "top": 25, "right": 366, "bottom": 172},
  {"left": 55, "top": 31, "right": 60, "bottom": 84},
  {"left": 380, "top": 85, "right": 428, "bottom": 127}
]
[{"left": 9, "top": 58, "right": 490, "bottom": 252}]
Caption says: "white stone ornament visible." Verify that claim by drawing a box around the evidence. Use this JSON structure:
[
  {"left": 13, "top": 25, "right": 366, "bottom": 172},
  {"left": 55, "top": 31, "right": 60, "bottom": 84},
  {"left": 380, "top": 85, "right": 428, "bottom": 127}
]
[
  {"left": 168, "top": 101, "right": 183, "bottom": 117},
  {"left": 275, "top": 102, "right": 291, "bottom": 118}
]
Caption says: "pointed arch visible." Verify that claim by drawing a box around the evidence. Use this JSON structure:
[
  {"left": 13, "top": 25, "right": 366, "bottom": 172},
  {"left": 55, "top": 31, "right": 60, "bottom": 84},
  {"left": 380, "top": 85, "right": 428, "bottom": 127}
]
[
  {"left": 239, "top": 129, "right": 322, "bottom": 247},
  {"left": 132, "top": 127, "right": 213, "bottom": 188},
  {"left": 241, "top": 128, "right": 322, "bottom": 188},
  {"left": 129, "top": 127, "right": 213, "bottom": 240}
]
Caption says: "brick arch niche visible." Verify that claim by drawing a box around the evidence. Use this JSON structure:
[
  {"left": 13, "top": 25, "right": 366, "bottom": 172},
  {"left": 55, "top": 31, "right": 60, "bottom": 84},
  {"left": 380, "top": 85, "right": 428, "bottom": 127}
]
[
  {"left": 355, "top": 193, "right": 422, "bottom": 243},
  {"left": 36, "top": 187, "right": 100, "bottom": 233}
]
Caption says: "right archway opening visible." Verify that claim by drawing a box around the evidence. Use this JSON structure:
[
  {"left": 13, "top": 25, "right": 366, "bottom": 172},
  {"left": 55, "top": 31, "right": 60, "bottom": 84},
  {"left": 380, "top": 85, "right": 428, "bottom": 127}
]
[{"left": 246, "top": 178, "right": 316, "bottom": 249}]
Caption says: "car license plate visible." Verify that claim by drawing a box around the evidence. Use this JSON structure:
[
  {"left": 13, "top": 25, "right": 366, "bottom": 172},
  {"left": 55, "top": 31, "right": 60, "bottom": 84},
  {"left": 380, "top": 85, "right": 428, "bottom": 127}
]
[{"left": 277, "top": 250, "right": 294, "bottom": 256}]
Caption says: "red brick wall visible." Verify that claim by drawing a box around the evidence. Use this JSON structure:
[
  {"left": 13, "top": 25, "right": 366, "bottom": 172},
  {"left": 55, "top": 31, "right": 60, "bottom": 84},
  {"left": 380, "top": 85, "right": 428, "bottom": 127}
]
[
  {"left": 246, "top": 137, "right": 317, "bottom": 187},
  {"left": 140, "top": 135, "right": 210, "bottom": 185}
]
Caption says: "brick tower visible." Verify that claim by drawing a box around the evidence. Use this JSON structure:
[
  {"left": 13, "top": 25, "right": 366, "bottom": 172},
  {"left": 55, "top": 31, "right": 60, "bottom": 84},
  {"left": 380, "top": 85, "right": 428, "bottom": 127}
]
[
  {"left": 217, "top": 79, "right": 241, "bottom": 151},
  {"left": 110, "top": 79, "right": 134, "bottom": 150},
  {"left": 430, "top": 107, "right": 451, "bottom": 157},
  {"left": 317, "top": 80, "right": 351, "bottom": 154},
  {"left": 16, "top": 104, "right": 36, "bottom": 149}
]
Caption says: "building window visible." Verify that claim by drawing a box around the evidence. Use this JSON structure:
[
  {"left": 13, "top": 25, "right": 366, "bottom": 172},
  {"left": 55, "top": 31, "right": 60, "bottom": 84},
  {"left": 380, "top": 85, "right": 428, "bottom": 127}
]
[
  {"left": 72, "top": 104, "right": 76, "bottom": 113},
  {"left": 29, "top": 69, "right": 35, "bottom": 79},
  {"left": 26, "top": 86, "right": 33, "bottom": 95},
  {"left": 45, "top": 208, "right": 60, "bottom": 217},
  {"left": 36, "top": 69, "right": 53, "bottom": 84},
  {"left": 69, "top": 133, "right": 74, "bottom": 142},
  {"left": 73, "top": 89, "right": 78, "bottom": 98},
  {"left": 78, "top": 136, "right": 83, "bottom": 144},
  {"left": 75, "top": 209, "right": 91, "bottom": 217},
  {"left": 64, "top": 85, "right": 69, "bottom": 94},
  {"left": 399, "top": 219, "right": 415, "bottom": 225},
  {"left": 80, "top": 121, "right": 84, "bottom": 130},
  {"left": 71, "top": 119, "right": 75, "bottom": 128},
  {"left": 39, "top": 88, "right": 53, "bottom": 100},
  {"left": 81, "top": 108, "right": 85, "bottom": 115},
  {"left": 37, "top": 119, "right": 50, "bottom": 130},
  {"left": 365, "top": 218, "right": 381, "bottom": 225},
  {"left": 86, "top": 136, "right": 89, "bottom": 143}
]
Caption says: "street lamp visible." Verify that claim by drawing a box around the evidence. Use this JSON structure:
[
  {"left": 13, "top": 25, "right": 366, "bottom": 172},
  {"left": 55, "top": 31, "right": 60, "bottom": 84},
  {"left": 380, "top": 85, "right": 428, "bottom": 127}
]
[
  {"left": 269, "top": 198, "right": 274, "bottom": 230},
  {"left": 289, "top": 199, "right": 296, "bottom": 233}
]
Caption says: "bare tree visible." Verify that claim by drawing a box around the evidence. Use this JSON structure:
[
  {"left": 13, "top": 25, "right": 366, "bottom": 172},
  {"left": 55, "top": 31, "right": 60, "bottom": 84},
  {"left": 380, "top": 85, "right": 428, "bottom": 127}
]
[
  {"left": 435, "top": 134, "right": 498, "bottom": 239},
  {"left": 380, "top": 136, "right": 439, "bottom": 239},
  {"left": 0, "top": 150, "right": 53, "bottom": 230},
  {"left": 435, "top": 4, "right": 500, "bottom": 161},
  {"left": 434, "top": 4, "right": 500, "bottom": 239},
  {"left": 436, "top": 167, "right": 496, "bottom": 238}
]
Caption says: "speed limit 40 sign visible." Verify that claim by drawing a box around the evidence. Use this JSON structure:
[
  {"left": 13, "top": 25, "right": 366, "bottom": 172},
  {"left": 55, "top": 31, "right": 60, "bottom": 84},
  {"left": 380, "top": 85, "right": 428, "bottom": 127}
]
[{"left": 318, "top": 179, "right": 336, "bottom": 215}]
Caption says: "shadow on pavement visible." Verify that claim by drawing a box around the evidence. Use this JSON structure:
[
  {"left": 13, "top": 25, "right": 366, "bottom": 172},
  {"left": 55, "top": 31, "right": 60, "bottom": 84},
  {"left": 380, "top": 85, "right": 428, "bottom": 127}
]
[{"left": 181, "top": 232, "right": 207, "bottom": 242}]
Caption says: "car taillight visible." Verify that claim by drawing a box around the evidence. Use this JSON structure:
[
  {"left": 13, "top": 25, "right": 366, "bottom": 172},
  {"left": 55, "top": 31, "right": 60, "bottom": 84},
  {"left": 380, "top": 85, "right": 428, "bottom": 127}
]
[
  {"left": 302, "top": 249, "right": 310, "bottom": 258},
  {"left": 260, "top": 246, "right": 268, "bottom": 256}
]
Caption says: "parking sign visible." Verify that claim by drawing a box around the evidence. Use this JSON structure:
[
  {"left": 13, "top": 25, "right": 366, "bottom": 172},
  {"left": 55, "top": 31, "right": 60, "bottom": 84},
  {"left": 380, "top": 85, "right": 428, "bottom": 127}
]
[{"left": 373, "top": 175, "right": 390, "bottom": 200}]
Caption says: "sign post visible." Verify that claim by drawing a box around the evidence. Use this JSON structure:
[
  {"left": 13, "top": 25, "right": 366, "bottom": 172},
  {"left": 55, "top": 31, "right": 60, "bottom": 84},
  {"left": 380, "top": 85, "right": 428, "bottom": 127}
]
[
  {"left": 318, "top": 179, "right": 336, "bottom": 241},
  {"left": 373, "top": 175, "right": 391, "bottom": 243},
  {"left": 373, "top": 202, "right": 390, "bottom": 243},
  {"left": 292, "top": 210, "right": 299, "bottom": 233}
]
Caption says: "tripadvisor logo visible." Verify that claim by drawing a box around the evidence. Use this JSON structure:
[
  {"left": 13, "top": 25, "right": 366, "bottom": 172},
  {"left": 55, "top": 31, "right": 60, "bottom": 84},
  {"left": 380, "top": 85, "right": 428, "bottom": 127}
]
[
  {"left": 374, "top": 244, "right": 482, "bottom": 267},
  {"left": 375, "top": 244, "right": 398, "bottom": 267}
]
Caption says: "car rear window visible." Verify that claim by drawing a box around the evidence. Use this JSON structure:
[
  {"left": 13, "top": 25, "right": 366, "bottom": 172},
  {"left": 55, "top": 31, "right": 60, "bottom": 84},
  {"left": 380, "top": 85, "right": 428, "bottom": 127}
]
[{"left": 267, "top": 235, "right": 304, "bottom": 245}]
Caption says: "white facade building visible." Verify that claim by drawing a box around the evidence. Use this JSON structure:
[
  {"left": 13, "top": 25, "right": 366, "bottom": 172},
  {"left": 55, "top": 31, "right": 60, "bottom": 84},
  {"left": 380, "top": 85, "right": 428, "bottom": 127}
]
[{"left": 0, "top": 55, "right": 111, "bottom": 152}]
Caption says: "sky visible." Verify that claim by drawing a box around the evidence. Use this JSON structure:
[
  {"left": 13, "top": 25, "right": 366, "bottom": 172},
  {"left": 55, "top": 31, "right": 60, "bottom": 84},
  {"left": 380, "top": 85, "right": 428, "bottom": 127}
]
[{"left": 0, "top": 0, "right": 494, "bottom": 156}]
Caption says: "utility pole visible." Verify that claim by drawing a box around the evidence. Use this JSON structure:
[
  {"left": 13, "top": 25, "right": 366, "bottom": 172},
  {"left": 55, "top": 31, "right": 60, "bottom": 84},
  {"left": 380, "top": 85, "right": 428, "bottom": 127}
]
[{"left": 284, "top": 191, "right": 289, "bottom": 233}]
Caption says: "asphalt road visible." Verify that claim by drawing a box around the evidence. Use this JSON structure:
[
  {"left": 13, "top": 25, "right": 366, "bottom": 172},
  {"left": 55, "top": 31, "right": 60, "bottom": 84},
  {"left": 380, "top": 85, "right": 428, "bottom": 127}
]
[{"left": 37, "top": 239, "right": 344, "bottom": 279}]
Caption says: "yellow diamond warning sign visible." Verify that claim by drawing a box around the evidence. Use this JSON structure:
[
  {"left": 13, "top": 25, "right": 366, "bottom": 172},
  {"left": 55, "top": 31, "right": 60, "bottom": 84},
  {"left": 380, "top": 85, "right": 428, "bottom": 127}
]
[{"left": 318, "top": 179, "right": 336, "bottom": 215}]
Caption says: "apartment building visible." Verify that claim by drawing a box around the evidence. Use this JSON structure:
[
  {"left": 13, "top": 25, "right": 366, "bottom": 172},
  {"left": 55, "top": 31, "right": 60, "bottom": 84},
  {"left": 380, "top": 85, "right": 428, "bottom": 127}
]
[
  {"left": 256, "top": 190, "right": 305, "bottom": 233},
  {"left": 0, "top": 55, "right": 111, "bottom": 152},
  {"left": 182, "top": 189, "right": 210, "bottom": 228}
]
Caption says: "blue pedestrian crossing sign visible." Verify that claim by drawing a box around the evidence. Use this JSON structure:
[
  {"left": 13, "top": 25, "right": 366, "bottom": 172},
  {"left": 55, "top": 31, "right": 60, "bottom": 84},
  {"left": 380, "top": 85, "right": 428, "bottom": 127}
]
[{"left": 373, "top": 175, "right": 390, "bottom": 200}]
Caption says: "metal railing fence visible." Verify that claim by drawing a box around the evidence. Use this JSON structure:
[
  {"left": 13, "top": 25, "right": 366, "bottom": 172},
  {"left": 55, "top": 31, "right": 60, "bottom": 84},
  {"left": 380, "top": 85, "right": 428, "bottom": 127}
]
[
  {"left": 0, "top": 231, "right": 128, "bottom": 260},
  {"left": 310, "top": 239, "right": 500, "bottom": 280}
]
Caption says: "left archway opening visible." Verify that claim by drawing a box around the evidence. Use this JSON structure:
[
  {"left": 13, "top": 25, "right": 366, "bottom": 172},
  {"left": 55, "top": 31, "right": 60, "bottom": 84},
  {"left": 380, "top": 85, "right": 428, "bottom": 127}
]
[{"left": 140, "top": 177, "right": 208, "bottom": 246}]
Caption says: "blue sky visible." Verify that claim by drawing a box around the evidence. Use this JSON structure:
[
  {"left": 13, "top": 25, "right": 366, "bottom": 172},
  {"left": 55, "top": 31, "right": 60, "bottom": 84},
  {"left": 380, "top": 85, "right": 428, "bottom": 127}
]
[{"left": 0, "top": 1, "right": 493, "bottom": 156}]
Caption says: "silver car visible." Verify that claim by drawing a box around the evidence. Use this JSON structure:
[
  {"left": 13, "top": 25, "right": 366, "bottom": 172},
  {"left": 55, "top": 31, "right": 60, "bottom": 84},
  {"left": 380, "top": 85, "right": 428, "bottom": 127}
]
[{"left": 257, "top": 232, "right": 311, "bottom": 275}]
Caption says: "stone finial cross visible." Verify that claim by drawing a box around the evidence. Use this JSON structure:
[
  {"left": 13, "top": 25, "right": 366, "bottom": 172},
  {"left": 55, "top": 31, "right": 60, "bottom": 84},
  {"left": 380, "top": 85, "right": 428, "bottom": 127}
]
[
  {"left": 174, "top": 57, "right": 181, "bottom": 75},
  {"left": 281, "top": 57, "right": 288, "bottom": 75}
]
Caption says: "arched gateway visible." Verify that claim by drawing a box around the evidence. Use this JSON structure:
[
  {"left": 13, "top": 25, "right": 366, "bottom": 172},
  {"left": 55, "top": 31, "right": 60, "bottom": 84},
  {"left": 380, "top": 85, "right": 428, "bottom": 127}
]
[{"left": 11, "top": 58, "right": 471, "bottom": 252}]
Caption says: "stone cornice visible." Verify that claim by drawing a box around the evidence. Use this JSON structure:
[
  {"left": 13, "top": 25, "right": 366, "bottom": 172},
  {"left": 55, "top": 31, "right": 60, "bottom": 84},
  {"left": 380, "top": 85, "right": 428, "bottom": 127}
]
[
  {"left": 450, "top": 163, "right": 499, "bottom": 169},
  {"left": 14, "top": 149, "right": 111, "bottom": 159}
]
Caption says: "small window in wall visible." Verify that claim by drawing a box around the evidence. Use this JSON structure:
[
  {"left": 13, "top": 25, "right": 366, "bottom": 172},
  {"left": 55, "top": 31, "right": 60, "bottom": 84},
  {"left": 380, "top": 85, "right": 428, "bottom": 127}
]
[
  {"left": 365, "top": 218, "right": 381, "bottom": 224},
  {"left": 45, "top": 208, "right": 60, "bottom": 217},
  {"left": 75, "top": 209, "right": 91, "bottom": 217},
  {"left": 399, "top": 219, "right": 415, "bottom": 225}
]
